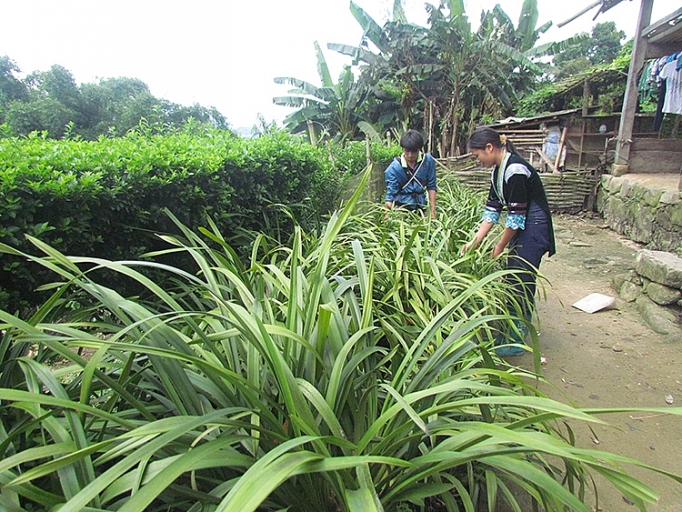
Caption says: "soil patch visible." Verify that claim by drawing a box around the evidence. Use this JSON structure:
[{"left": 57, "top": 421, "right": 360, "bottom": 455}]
[{"left": 513, "top": 213, "right": 682, "bottom": 511}]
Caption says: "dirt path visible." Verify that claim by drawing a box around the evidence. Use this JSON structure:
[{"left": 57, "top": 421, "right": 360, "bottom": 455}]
[{"left": 511, "top": 213, "right": 682, "bottom": 511}]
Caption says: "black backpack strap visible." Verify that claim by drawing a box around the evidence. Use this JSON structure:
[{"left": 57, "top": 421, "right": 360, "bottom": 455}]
[{"left": 399, "top": 157, "right": 425, "bottom": 192}]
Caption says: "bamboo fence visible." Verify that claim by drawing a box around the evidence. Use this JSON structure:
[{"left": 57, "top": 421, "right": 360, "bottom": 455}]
[{"left": 437, "top": 155, "right": 599, "bottom": 212}]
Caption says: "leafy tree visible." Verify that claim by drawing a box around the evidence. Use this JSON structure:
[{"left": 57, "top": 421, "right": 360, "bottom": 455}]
[
  {"left": 331, "top": 0, "right": 547, "bottom": 156},
  {"left": 161, "top": 101, "right": 229, "bottom": 130},
  {"left": 327, "top": 1, "right": 423, "bottom": 141},
  {"left": 553, "top": 21, "right": 626, "bottom": 79},
  {"left": 3, "top": 65, "right": 83, "bottom": 138},
  {"left": 4, "top": 97, "right": 77, "bottom": 138},
  {"left": 273, "top": 41, "right": 370, "bottom": 144},
  {"left": 1, "top": 58, "right": 231, "bottom": 139},
  {"left": 29, "top": 64, "right": 83, "bottom": 112},
  {"left": 0, "top": 56, "right": 29, "bottom": 121},
  {"left": 518, "top": 40, "right": 632, "bottom": 116},
  {"left": 79, "top": 76, "right": 153, "bottom": 136}
]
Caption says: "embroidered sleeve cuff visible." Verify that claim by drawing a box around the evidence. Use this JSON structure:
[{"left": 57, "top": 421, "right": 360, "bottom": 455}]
[
  {"left": 482, "top": 210, "right": 500, "bottom": 224},
  {"left": 506, "top": 213, "right": 526, "bottom": 230}
]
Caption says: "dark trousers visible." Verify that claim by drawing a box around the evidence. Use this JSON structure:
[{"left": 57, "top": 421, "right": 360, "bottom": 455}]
[
  {"left": 395, "top": 202, "right": 425, "bottom": 215},
  {"left": 506, "top": 203, "right": 552, "bottom": 317},
  {"left": 653, "top": 81, "right": 666, "bottom": 132}
]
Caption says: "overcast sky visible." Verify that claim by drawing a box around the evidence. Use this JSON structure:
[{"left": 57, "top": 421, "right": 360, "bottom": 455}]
[{"left": 1, "top": 0, "right": 673, "bottom": 129}]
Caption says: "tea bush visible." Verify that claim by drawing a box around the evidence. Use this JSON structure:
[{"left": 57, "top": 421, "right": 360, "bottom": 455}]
[
  {"left": 328, "top": 139, "right": 401, "bottom": 178},
  {"left": 0, "top": 126, "right": 339, "bottom": 311}
]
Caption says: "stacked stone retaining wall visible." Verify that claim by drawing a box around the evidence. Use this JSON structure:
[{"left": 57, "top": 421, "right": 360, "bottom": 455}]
[
  {"left": 597, "top": 174, "right": 682, "bottom": 253},
  {"left": 612, "top": 250, "right": 682, "bottom": 338}
]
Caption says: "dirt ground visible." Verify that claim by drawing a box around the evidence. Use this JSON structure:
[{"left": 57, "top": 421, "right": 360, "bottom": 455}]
[{"left": 511, "top": 212, "right": 682, "bottom": 511}]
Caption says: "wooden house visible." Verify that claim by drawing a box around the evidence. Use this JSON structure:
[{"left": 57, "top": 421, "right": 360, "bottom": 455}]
[
  {"left": 615, "top": 2, "right": 682, "bottom": 187},
  {"left": 488, "top": 108, "right": 659, "bottom": 174},
  {"left": 487, "top": 2, "right": 682, "bottom": 185},
  {"left": 438, "top": 1, "right": 682, "bottom": 213}
]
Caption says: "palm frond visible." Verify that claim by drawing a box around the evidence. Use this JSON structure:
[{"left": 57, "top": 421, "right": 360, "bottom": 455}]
[{"left": 273, "top": 77, "right": 320, "bottom": 96}]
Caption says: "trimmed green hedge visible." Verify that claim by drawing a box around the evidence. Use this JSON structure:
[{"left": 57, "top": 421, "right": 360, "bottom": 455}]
[
  {"left": 327, "top": 139, "right": 401, "bottom": 178},
  {"left": 0, "top": 127, "right": 339, "bottom": 312}
]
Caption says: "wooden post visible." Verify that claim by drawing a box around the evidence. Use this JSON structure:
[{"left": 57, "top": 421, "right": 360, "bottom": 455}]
[
  {"left": 614, "top": 0, "right": 654, "bottom": 175},
  {"left": 582, "top": 79, "right": 591, "bottom": 116},
  {"left": 307, "top": 120, "right": 317, "bottom": 146},
  {"left": 365, "top": 134, "right": 372, "bottom": 166},
  {"left": 578, "top": 119, "right": 586, "bottom": 169}
]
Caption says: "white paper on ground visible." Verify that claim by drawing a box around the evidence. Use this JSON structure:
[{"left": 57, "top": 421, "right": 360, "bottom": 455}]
[{"left": 572, "top": 293, "right": 616, "bottom": 314}]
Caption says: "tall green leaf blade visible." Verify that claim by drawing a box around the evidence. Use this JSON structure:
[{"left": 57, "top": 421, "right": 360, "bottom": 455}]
[
  {"left": 345, "top": 464, "right": 384, "bottom": 512},
  {"left": 350, "top": 1, "right": 388, "bottom": 52},
  {"left": 217, "top": 437, "right": 323, "bottom": 512},
  {"left": 314, "top": 41, "right": 333, "bottom": 87}
]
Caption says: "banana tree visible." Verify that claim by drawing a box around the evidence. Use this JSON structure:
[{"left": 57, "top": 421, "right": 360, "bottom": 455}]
[
  {"left": 330, "top": 0, "right": 586, "bottom": 156},
  {"left": 273, "top": 41, "right": 370, "bottom": 145},
  {"left": 328, "top": 1, "right": 427, "bottom": 142}
]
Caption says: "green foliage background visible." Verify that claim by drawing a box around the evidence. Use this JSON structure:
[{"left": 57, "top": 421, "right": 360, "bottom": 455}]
[
  {"left": 329, "top": 139, "right": 402, "bottom": 178},
  {"left": 0, "top": 125, "right": 340, "bottom": 311},
  {"left": 0, "top": 58, "right": 229, "bottom": 140}
]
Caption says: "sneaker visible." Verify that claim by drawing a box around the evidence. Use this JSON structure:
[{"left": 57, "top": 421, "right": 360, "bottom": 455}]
[
  {"left": 495, "top": 344, "right": 526, "bottom": 357},
  {"left": 493, "top": 317, "right": 531, "bottom": 357}
]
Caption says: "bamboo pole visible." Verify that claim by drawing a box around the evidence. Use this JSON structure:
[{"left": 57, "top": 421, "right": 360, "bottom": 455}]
[
  {"left": 428, "top": 101, "right": 434, "bottom": 154},
  {"left": 557, "top": 0, "right": 600, "bottom": 27},
  {"left": 535, "top": 148, "right": 557, "bottom": 172}
]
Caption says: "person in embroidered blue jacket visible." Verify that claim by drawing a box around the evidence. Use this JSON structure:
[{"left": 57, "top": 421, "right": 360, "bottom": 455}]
[
  {"left": 384, "top": 130, "right": 438, "bottom": 219},
  {"left": 461, "top": 126, "right": 555, "bottom": 356}
]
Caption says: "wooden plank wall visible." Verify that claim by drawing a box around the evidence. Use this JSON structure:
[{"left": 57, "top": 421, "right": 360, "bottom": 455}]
[{"left": 629, "top": 139, "right": 682, "bottom": 173}]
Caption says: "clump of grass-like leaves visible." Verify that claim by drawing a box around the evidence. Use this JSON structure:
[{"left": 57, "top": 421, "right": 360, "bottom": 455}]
[{"left": 0, "top": 169, "right": 680, "bottom": 512}]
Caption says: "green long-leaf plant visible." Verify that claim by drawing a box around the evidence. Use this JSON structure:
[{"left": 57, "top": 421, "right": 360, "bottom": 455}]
[{"left": 0, "top": 169, "right": 680, "bottom": 512}]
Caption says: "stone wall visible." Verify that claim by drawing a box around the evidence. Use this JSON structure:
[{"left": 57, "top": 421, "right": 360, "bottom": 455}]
[
  {"left": 597, "top": 175, "right": 682, "bottom": 253},
  {"left": 612, "top": 250, "right": 682, "bottom": 338}
]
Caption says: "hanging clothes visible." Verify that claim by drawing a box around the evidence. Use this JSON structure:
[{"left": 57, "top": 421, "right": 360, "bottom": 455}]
[
  {"left": 638, "top": 60, "right": 658, "bottom": 103},
  {"left": 659, "top": 59, "right": 682, "bottom": 114},
  {"left": 653, "top": 79, "right": 667, "bottom": 131}
]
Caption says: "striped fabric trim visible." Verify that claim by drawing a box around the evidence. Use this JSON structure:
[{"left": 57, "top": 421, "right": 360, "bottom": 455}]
[
  {"left": 504, "top": 162, "right": 531, "bottom": 180},
  {"left": 508, "top": 201, "right": 528, "bottom": 216}
]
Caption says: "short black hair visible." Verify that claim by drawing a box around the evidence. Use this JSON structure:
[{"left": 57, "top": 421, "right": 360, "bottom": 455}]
[{"left": 400, "top": 130, "right": 424, "bottom": 152}]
